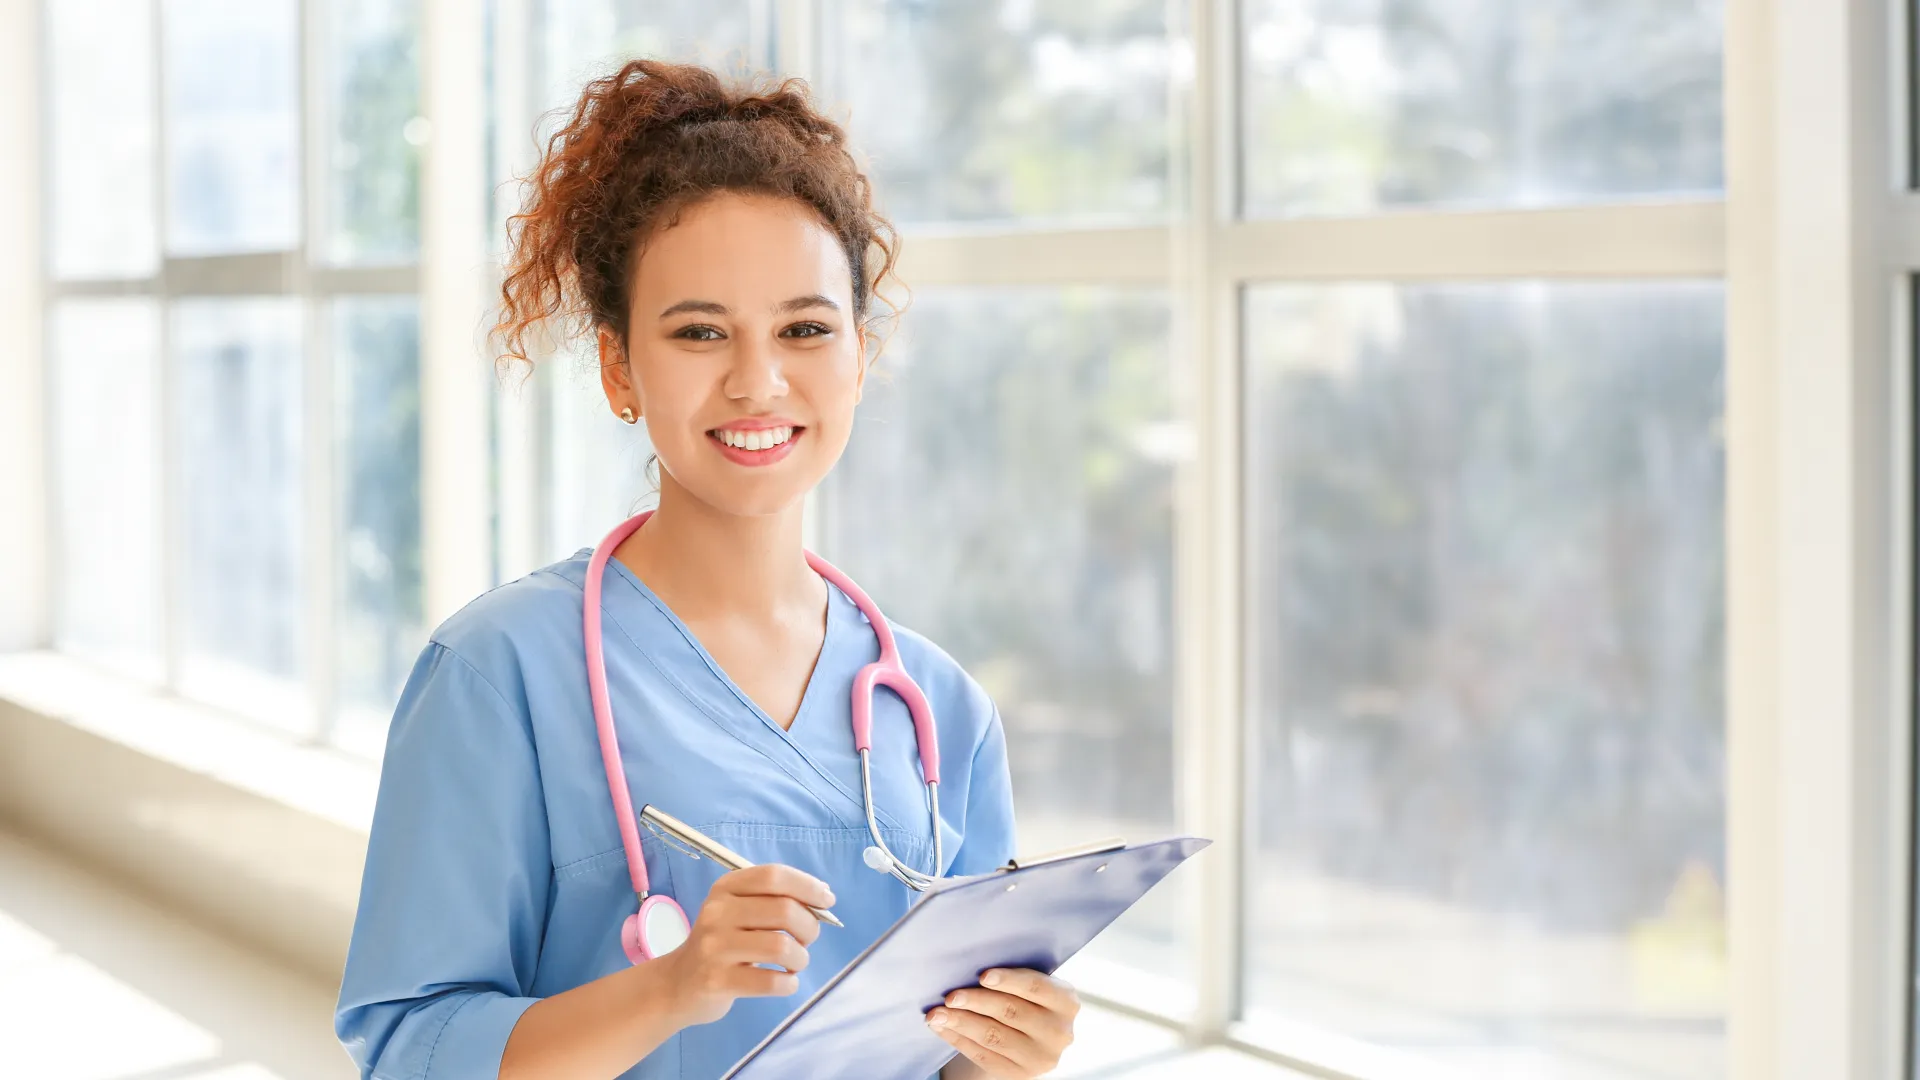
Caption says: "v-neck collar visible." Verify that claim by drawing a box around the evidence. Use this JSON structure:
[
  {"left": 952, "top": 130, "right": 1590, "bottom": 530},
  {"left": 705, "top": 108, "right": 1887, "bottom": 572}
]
[
  {"left": 602, "top": 552, "right": 847, "bottom": 743},
  {"left": 568, "top": 548, "right": 913, "bottom": 836}
]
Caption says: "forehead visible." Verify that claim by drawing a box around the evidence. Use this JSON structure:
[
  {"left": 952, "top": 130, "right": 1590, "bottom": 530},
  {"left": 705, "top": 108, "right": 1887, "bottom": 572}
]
[{"left": 630, "top": 193, "right": 852, "bottom": 306}]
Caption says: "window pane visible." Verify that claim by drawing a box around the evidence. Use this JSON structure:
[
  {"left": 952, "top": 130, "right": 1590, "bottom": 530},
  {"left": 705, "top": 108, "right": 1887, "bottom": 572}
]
[
  {"left": 48, "top": 0, "right": 158, "bottom": 279},
  {"left": 332, "top": 298, "right": 424, "bottom": 758},
  {"left": 51, "top": 300, "right": 163, "bottom": 677},
  {"left": 1240, "top": 0, "right": 1724, "bottom": 217},
  {"left": 821, "top": 288, "right": 1185, "bottom": 988},
  {"left": 825, "top": 0, "right": 1172, "bottom": 226},
  {"left": 545, "top": 353, "right": 658, "bottom": 559},
  {"left": 328, "top": 0, "right": 422, "bottom": 264},
  {"left": 539, "top": 0, "right": 772, "bottom": 113},
  {"left": 1244, "top": 282, "right": 1726, "bottom": 1078},
  {"left": 173, "top": 299, "right": 306, "bottom": 727},
  {"left": 164, "top": 0, "right": 301, "bottom": 254}
]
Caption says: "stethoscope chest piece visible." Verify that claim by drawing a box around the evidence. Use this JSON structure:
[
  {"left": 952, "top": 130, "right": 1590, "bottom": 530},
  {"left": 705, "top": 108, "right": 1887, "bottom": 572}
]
[{"left": 623, "top": 893, "right": 692, "bottom": 964}]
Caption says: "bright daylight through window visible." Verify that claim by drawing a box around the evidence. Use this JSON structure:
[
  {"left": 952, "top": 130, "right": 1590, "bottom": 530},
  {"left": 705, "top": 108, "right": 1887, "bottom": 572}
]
[{"left": 37, "top": 1, "right": 1733, "bottom": 1077}]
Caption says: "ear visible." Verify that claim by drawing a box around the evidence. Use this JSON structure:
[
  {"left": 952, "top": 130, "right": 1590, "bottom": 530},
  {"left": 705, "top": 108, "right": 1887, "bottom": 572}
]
[{"left": 598, "top": 326, "right": 642, "bottom": 419}]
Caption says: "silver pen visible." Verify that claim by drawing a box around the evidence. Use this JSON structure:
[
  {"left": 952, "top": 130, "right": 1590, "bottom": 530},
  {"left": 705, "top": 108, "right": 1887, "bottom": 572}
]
[{"left": 639, "top": 804, "right": 846, "bottom": 929}]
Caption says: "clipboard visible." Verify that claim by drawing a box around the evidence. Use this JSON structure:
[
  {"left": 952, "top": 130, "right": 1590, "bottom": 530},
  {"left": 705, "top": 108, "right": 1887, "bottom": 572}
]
[{"left": 721, "top": 835, "right": 1210, "bottom": 1080}]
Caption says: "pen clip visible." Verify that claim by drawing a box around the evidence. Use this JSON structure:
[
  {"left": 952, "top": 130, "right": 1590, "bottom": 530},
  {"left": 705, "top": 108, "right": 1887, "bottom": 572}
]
[{"left": 641, "top": 815, "right": 706, "bottom": 861}]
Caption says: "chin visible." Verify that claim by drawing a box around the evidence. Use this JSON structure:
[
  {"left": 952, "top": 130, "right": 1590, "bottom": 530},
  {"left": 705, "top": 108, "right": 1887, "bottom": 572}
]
[{"left": 676, "top": 470, "right": 817, "bottom": 521}]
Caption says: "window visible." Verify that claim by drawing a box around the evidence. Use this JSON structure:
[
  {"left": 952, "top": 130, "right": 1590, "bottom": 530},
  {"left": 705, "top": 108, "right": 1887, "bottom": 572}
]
[
  {"left": 41, "top": 0, "right": 424, "bottom": 744},
  {"left": 46, "top": 0, "right": 156, "bottom": 279},
  {"left": 329, "top": 0, "right": 424, "bottom": 264},
  {"left": 333, "top": 297, "right": 425, "bottom": 757},
  {"left": 1239, "top": 0, "right": 1725, "bottom": 218},
  {"left": 1243, "top": 281, "right": 1726, "bottom": 1076},
  {"left": 50, "top": 299, "right": 163, "bottom": 677},
  {"left": 822, "top": 0, "right": 1173, "bottom": 226},
  {"left": 162, "top": 0, "right": 302, "bottom": 255}
]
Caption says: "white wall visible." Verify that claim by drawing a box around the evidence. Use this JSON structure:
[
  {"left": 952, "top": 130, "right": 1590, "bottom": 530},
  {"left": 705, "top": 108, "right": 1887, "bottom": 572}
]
[{"left": 0, "top": 0, "right": 47, "bottom": 651}]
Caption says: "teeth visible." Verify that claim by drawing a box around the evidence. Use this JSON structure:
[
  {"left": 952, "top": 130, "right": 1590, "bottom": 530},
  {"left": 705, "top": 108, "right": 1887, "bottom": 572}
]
[{"left": 718, "top": 426, "right": 793, "bottom": 451}]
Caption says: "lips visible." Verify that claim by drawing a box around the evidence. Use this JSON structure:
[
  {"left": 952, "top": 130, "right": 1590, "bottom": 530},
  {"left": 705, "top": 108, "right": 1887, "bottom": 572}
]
[{"left": 708, "top": 422, "right": 805, "bottom": 467}]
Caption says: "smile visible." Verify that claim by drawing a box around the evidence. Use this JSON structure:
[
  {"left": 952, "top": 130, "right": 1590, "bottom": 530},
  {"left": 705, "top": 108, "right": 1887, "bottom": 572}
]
[
  {"left": 708, "top": 423, "right": 805, "bottom": 467},
  {"left": 712, "top": 425, "right": 795, "bottom": 451}
]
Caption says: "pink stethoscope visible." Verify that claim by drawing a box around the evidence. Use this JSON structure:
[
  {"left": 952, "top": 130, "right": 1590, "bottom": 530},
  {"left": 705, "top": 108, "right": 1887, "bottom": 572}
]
[{"left": 585, "top": 509, "right": 945, "bottom": 964}]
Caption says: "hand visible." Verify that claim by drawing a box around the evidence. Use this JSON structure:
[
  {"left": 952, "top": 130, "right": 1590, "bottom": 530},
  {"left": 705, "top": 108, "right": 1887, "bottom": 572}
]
[
  {"left": 654, "top": 864, "right": 834, "bottom": 1026},
  {"left": 926, "top": 968, "right": 1079, "bottom": 1078}
]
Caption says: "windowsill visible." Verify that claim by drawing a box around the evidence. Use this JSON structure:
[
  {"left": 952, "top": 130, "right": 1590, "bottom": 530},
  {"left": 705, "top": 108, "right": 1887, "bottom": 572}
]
[
  {"left": 0, "top": 650, "right": 376, "bottom": 980},
  {"left": 0, "top": 651, "right": 380, "bottom": 832}
]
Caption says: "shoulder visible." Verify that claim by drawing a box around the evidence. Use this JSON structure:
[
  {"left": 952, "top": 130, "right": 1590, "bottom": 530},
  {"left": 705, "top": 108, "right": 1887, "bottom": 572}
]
[
  {"left": 414, "top": 551, "right": 597, "bottom": 706},
  {"left": 879, "top": 616, "right": 1005, "bottom": 759}
]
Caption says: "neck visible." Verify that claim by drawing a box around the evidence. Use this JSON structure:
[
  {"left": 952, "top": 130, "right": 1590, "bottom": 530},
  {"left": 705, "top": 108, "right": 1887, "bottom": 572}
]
[{"left": 613, "top": 476, "right": 818, "bottom": 620}]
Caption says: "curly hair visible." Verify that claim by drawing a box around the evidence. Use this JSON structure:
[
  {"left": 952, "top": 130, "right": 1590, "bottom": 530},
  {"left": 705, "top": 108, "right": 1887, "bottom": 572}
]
[{"left": 494, "top": 59, "right": 903, "bottom": 370}]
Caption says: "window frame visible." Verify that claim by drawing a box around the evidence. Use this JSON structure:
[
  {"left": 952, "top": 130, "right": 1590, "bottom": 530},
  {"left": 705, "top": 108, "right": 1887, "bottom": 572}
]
[{"left": 37, "top": 0, "right": 421, "bottom": 743}]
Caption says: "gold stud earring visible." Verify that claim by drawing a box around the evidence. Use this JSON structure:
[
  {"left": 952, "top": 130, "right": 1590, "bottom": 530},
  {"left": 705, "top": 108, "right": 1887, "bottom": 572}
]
[{"left": 619, "top": 407, "right": 637, "bottom": 425}]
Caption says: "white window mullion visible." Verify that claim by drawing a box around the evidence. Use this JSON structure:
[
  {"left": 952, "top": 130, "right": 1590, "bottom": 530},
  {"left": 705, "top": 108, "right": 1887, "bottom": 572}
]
[
  {"left": 420, "top": 0, "right": 494, "bottom": 625},
  {"left": 300, "top": 0, "right": 337, "bottom": 743},
  {"left": 1172, "top": 0, "right": 1245, "bottom": 1045},
  {"left": 154, "top": 0, "right": 185, "bottom": 693},
  {"left": 1739, "top": 3, "right": 1909, "bottom": 1080},
  {"left": 491, "top": 0, "right": 547, "bottom": 581}
]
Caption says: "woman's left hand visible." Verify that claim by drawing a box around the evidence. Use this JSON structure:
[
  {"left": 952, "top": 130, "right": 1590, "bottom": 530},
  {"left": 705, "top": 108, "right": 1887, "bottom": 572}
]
[{"left": 927, "top": 968, "right": 1079, "bottom": 1078}]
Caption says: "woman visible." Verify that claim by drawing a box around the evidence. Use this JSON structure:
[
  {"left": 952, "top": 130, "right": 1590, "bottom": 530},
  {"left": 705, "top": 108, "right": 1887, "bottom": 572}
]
[{"left": 333, "top": 60, "right": 1080, "bottom": 1080}]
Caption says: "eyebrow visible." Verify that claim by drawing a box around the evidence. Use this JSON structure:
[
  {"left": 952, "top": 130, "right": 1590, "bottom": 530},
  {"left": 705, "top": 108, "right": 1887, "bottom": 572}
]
[{"left": 657, "top": 295, "right": 841, "bottom": 320}]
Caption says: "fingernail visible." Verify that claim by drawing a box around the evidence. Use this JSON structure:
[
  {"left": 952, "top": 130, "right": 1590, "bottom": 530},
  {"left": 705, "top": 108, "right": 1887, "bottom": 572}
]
[
  {"left": 927, "top": 1010, "right": 948, "bottom": 1029},
  {"left": 822, "top": 889, "right": 837, "bottom": 906},
  {"left": 982, "top": 970, "right": 1003, "bottom": 987}
]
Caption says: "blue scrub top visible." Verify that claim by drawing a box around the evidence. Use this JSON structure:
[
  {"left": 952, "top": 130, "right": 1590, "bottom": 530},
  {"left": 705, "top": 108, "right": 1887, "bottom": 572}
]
[{"left": 335, "top": 550, "right": 1017, "bottom": 1080}]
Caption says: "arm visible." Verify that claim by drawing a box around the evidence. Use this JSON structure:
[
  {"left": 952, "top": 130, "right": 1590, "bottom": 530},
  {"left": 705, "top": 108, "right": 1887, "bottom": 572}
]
[
  {"left": 334, "top": 644, "right": 834, "bottom": 1080},
  {"left": 335, "top": 644, "right": 554, "bottom": 1079},
  {"left": 501, "top": 865, "right": 833, "bottom": 1080}
]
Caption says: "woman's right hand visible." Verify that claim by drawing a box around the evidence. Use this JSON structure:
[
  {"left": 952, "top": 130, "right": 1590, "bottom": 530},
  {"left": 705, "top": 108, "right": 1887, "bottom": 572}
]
[{"left": 655, "top": 864, "right": 835, "bottom": 1026}]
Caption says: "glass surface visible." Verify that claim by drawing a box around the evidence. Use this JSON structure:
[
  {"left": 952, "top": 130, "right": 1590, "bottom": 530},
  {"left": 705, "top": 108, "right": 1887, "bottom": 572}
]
[
  {"left": 823, "top": 0, "right": 1173, "bottom": 226},
  {"left": 328, "top": 0, "right": 422, "bottom": 264},
  {"left": 1243, "top": 282, "right": 1727, "bottom": 1078},
  {"left": 163, "top": 0, "right": 301, "bottom": 254},
  {"left": 332, "top": 298, "right": 425, "bottom": 758},
  {"left": 51, "top": 300, "right": 164, "bottom": 678},
  {"left": 47, "top": 0, "right": 158, "bottom": 279},
  {"left": 545, "top": 350, "right": 658, "bottom": 560},
  {"left": 172, "top": 299, "right": 306, "bottom": 727},
  {"left": 1240, "top": 0, "right": 1724, "bottom": 217},
  {"left": 821, "top": 287, "right": 1185, "bottom": 987},
  {"left": 539, "top": 0, "right": 772, "bottom": 114}
]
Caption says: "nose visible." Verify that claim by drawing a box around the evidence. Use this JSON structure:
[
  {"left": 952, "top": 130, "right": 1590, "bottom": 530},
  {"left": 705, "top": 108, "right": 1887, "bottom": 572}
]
[{"left": 722, "top": 334, "right": 788, "bottom": 402}]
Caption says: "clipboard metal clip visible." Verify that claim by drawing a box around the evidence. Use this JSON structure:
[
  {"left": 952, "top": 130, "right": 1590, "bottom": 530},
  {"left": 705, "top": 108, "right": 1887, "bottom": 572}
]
[{"left": 1000, "top": 837, "right": 1128, "bottom": 872}]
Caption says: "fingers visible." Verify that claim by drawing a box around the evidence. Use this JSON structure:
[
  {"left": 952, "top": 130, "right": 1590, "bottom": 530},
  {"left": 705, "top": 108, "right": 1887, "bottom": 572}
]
[
  {"left": 977, "top": 969, "right": 1079, "bottom": 1017},
  {"left": 928, "top": 1013, "right": 1027, "bottom": 1078},
  {"left": 942, "top": 987, "right": 1063, "bottom": 1042},
  {"left": 730, "top": 965, "right": 801, "bottom": 998},
  {"left": 705, "top": 894, "right": 822, "bottom": 946},
  {"left": 925, "top": 1006, "right": 1044, "bottom": 1068},
  {"left": 712, "top": 929, "right": 810, "bottom": 975},
  {"left": 716, "top": 864, "right": 836, "bottom": 911}
]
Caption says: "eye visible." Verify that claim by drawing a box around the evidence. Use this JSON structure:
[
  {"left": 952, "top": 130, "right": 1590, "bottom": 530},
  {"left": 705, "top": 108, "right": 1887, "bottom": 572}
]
[
  {"left": 783, "top": 321, "right": 832, "bottom": 338},
  {"left": 673, "top": 324, "right": 724, "bottom": 342}
]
